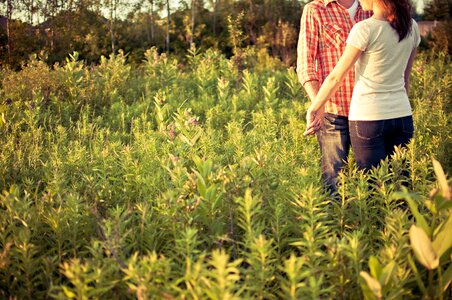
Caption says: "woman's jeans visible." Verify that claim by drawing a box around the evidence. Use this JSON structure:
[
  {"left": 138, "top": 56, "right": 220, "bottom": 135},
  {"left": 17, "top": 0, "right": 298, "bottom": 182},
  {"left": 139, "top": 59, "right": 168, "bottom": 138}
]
[{"left": 349, "top": 116, "right": 414, "bottom": 171}]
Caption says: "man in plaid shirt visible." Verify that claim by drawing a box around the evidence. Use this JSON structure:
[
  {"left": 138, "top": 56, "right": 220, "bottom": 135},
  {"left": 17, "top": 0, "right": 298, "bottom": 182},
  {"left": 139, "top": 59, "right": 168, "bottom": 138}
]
[{"left": 297, "top": 0, "right": 372, "bottom": 194}]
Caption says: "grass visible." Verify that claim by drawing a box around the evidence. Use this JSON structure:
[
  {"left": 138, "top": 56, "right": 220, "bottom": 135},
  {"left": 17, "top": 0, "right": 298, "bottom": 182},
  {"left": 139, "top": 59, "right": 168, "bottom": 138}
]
[{"left": 0, "top": 48, "right": 451, "bottom": 299}]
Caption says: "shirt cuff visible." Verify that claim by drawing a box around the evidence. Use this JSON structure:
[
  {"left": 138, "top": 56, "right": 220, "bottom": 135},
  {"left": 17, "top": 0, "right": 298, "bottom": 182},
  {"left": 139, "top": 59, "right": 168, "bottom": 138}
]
[{"left": 298, "top": 71, "right": 319, "bottom": 86}]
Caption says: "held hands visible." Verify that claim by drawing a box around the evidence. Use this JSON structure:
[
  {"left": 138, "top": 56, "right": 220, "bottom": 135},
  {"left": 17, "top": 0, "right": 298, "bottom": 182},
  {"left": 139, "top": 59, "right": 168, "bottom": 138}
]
[{"left": 303, "top": 105, "right": 324, "bottom": 136}]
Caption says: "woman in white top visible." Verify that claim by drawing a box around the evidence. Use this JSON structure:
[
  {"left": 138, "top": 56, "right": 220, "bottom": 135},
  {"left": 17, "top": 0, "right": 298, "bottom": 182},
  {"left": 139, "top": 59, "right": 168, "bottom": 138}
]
[{"left": 304, "top": 0, "right": 420, "bottom": 171}]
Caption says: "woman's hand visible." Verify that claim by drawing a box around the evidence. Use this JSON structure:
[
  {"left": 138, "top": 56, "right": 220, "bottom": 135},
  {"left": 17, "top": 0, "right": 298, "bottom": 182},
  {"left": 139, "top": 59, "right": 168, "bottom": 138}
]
[{"left": 303, "top": 106, "right": 324, "bottom": 136}]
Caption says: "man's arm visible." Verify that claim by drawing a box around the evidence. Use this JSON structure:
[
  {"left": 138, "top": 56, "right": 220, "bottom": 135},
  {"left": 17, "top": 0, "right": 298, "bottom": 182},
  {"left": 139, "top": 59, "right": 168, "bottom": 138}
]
[
  {"left": 297, "top": 5, "right": 320, "bottom": 91},
  {"left": 303, "top": 80, "right": 319, "bottom": 102},
  {"left": 297, "top": 5, "right": 325, "bottom": 132}
]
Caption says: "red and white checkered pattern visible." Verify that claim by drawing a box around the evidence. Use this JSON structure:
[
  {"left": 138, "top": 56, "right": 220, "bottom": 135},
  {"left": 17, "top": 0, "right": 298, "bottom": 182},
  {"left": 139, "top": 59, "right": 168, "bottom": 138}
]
[{"left": 297, "top": 0, "right": 372, "bottom": 116}]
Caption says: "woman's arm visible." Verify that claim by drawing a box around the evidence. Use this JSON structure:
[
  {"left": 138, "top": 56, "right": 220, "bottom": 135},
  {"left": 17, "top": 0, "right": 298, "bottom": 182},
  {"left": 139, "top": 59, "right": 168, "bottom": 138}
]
[
  {"left": 404, "top": 48, "right": 417, "bottom": 93},
  {"left": 304, "top": 44, "right": 362, "bottom": 136}
]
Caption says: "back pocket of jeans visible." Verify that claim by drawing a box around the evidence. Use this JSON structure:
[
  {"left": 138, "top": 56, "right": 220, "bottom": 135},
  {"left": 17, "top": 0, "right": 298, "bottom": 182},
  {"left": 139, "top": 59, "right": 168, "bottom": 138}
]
[{"left": 354, "top": 121, "right": 384, "bottom": 140}]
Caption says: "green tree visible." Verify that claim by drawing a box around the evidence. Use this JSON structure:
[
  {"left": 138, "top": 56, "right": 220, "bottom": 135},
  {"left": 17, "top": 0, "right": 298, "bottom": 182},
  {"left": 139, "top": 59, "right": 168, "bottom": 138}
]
[
  {"left": 424, "top": 0, "right": 450, "bottom": 20},
  {"left": 429, "top": 20, "right": 452, "bottom": 54}
]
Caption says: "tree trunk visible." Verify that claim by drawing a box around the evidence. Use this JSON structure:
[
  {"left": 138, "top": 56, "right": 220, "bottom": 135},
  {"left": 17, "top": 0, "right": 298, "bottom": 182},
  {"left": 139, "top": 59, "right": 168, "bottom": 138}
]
[
  {"left": 110, "top": 0, "right": 116, "bottom": 55},
  {"left": 145, "top": 10, "right": 151, "bottom": 43},
  {"left": 150, "top": 0, "right": 155, "bottom": 41},
  {"left": 166, "top": 0, "right": 170, "bottom": 52},
  {"left": 190, "top": 0, "right": 195, "bottom": 45},
  {"left": 49, "top": 0, "right": 55, "bottom": 52},
  {"left": 6, "top": 0, "right": 13, "bottom": 64},
  {"left": 213, "top": 0, "right": 217, "bottom": 37},
  {"left": 247, "top": 0, "right": 255, "bottom": 44},
  {"left": 29, "top": 0, "right": 34, "bottom": 24}
]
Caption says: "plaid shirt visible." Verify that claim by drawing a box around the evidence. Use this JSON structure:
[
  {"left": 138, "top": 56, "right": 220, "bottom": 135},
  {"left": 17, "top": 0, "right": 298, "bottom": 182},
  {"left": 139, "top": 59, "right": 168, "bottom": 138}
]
[{"left": 297, "top": 0, "right": 372, "bottom": 116}]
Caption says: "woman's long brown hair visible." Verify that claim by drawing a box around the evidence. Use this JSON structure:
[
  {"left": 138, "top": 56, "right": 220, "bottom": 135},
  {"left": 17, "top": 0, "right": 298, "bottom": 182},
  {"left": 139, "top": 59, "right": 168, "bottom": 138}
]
[{"left": 379, "top": 0, "right": 413, "bottom": 41}]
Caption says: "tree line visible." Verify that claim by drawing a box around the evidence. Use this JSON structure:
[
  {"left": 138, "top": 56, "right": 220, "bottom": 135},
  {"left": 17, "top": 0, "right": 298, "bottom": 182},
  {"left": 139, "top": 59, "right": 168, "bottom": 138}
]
[
  {"left": 0, "top": 0, "right": 450, "bottom": 69},
  {"left": 0, "top": 0, "right": 302, "bottom": 68}
]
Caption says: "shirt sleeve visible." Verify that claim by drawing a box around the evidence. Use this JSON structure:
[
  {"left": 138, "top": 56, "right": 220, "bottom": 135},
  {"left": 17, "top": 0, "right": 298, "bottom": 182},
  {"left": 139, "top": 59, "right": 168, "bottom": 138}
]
[
  {"left": 297, "top": 4, "right": 320, "bottom": 86},
  {"left": 412, "top": 20, "right": 421, "bottom": 47},
  {"left": 346, "top": 21, "right": 370, "bottom": 51}
]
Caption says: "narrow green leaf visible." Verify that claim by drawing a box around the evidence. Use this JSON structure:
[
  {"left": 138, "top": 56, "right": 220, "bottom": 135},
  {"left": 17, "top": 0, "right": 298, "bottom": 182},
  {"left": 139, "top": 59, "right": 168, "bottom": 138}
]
[
  {"left": 212, "top": 193, "right": 223, "bottom": 210},
  {"left": 204, "top": 159, "right": 213, "bottom": 179},
  {"left": 409, "top": 225, "right": 439, "bottom": 270},
  {"left": 194, "top": 171, "right": 206, "bottom": 196},
  {"left": 438, "top": 200, "right": 452, "bottom": 210},
  {"left": 405, "top": 197, "right": 432, "bottom": 236},
  {"left": 180, "top": 134, "right": 191, "bottom": 145},
  {"left": 369, "top": 256, "right": 382, "bottom": 280},
  {"left": 360, "top": 271, "right": 382, "bottom": 298},
  {"left": 432, "top": 214, "right": 452, "bottom": 258},
  {"left": 205, "top": 185, "right": 216, "bottom": 202},
  {"left": 193, "top": 155, "right": 203, "bottom": 170},
  {"left": 379, "top": 261, "right": 396, "bottom": 286},
  {"left": 441, "top": 261, "right": 452, "bottom": 292},
  {"left": 190, "top": 130, "right": 203, "bottom": 146},
  {"left": 407, "top": 254, "right": 428, "bottom": 295},
  {"left": 424, "top": 199, "right": 437, "bottom": 214},
  {"left": 62, "top": 286, "right": 76, "bottom": 298},
  {"left": 432, "top": 158, "right": 451, "bottom": 201}
]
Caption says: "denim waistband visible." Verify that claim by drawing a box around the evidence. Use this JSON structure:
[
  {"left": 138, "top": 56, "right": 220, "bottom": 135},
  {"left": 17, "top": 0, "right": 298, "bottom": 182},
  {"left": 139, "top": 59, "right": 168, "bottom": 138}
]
[{"left": 325, "top": 112, "right": 348, "bottom": 120}]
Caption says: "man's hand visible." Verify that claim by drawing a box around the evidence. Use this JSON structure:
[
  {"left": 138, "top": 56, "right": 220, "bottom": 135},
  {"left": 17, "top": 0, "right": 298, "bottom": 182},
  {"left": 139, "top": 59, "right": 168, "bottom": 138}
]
[{"left": 303, "top": 106, "right": 324, "bottom": 136}]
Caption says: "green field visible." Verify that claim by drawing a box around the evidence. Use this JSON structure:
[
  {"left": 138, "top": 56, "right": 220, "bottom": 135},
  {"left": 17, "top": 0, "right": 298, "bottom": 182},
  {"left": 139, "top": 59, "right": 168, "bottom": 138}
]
[{"left": 0, "top": 49, "right": 451, "bottom": 299}]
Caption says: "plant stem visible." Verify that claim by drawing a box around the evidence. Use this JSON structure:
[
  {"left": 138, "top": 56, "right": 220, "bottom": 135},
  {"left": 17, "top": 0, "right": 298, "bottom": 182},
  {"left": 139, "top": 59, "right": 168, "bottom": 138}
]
[
  {"left": 407, "top": 254, "right": 428, "bottom": 295},
  {"left": 428, "top": 269, "right": 434, "bottom": 298},
  {"left": 438, "top": 266, "right": 443, "bottom": 300}
]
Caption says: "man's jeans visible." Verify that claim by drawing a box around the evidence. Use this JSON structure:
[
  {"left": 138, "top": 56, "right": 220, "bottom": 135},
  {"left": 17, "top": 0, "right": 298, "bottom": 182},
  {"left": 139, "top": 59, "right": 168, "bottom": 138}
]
[
  {"left": 349, "top": 116, "right": 414, "bottom": 171},
  {"left": 316, "top": 113, "right": 351, "bottom": 195}
]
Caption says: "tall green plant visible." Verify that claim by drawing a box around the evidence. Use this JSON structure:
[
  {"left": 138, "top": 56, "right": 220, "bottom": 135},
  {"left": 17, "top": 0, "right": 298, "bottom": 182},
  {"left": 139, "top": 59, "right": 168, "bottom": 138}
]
[{"left": 361, "top": 159, "right": 452, "bottom": 299}]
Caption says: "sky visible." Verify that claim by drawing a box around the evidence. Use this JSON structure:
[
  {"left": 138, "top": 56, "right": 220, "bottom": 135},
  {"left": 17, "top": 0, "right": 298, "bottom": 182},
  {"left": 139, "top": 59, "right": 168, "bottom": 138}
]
[
  {"left": 415, "top": 0, "right": 425, "bottom": 14},
  {"left": 2, "top": 0, "right": 427, "bottom": 23}
]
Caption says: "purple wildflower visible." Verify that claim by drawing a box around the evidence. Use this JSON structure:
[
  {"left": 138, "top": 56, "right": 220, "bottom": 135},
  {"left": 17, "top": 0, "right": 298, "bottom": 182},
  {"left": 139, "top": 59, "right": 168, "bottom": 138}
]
[
  {"left": 167, "top": 124, "right": 177, "bottom": 140},
  {"left": 189, "top": 117, "right": 199, "bottom": 126}
]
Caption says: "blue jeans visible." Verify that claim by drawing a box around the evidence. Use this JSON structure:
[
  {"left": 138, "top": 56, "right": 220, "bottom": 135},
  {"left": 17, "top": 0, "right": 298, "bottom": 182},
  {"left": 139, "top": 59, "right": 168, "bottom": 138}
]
[
  {"left": 316, "top": 113, "right": 351, "bottom": 194},
  {"left": 349, "top": 116, "right": 414, "bottom": 171}
]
